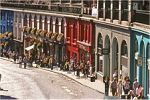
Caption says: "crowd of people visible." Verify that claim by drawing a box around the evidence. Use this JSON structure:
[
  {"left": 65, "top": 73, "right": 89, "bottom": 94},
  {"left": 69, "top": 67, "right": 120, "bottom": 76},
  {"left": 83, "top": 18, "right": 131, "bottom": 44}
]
[
  {"left": 1, "top": 51, "right": 94, "bottom": 78},
  {"left": 1, "top": 51, "right": 145, "bottom": 99},
  {"left": 103, "top": 75, "right": 144, "bottom": 99}
]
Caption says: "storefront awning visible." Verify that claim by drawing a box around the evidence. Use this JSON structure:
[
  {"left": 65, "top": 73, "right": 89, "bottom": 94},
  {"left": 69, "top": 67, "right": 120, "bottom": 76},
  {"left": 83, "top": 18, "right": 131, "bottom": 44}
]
[{"left": 25, "top": 44, "right": 34, "bottom": 51}]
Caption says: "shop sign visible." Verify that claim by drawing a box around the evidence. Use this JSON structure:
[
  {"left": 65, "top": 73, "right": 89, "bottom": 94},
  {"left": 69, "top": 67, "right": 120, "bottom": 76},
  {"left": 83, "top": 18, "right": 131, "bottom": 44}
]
[
  {"left": 79, "top": 44, "right": 86, "bottom": 51},
  {"left": 102, "top": 48, "right": 110, "bottom": 55},
  {"left": 138, "top": 57, "right": 143, "bottom": 66},
  {"left": 92, "top": 7, "right": 98, "bottom": 17}
]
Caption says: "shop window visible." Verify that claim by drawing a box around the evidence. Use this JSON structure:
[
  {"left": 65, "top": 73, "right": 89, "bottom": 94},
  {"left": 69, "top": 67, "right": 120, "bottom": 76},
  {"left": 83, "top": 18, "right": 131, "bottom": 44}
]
[
  {"left": 55, "top": 19, "right": 59, "bottom": 33},
  {"left": 81, "top": 23, "right": 84, "bottom": 41},
  {"left": 39, "top": 16, "right": 42, "bottom": 29},
  {"left": 98, "top": 56, "right": 103, "bottom": 72},
  {"left": 44, "top": 17, "right": 47, "bottom": 31},
  {"left": 50, "top": 18, "right": 53, "bottom": 32},
  {"left": 73, "top": 24, "right": 77, "bottom": 44},
  {"left": 34, "top": 16, "right": 37, "bottom": 28},
  {"left": 98, "top": 33, "right": 103, "bottom": 48},
  {"left": 61, "top": 19, "right": 64, "bottom": 33},
  {"left": 121, "top": 41, "right": 128, "bottom": 57}
]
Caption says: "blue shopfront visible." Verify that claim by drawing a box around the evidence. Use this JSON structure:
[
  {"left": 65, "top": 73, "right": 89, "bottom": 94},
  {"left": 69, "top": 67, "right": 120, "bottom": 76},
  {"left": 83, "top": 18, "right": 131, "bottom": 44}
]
[
  {"left": 130, "top": 28, "right": 150, "bottom": 98},
  {"left": 0, "top": 10, "right": 13, "bottom": 33},
  {"left": 0, "top": 10, "right": 14, "bottom": 53}
]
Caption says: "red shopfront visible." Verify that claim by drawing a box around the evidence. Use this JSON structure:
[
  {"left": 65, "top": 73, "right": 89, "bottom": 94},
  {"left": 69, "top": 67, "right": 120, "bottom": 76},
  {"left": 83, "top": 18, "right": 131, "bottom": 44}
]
[
  {"left": 66, "top": 18, "right": 94, "bottom": 66},
  {"left": 77, "top": 20, "right": 95, "bottom": 66},
  {"left": 66, "top": 18, "right": 79, "bottom": 62}
]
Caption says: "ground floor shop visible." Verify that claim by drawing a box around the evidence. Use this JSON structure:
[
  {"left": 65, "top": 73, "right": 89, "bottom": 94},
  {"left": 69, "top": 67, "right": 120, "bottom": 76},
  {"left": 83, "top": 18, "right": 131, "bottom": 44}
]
[
  {"left": 130, "top": 28, "right": 150, "bottom": 98},
  {"left": 95, "top": 23, "right": 130, "bottom": 81}
]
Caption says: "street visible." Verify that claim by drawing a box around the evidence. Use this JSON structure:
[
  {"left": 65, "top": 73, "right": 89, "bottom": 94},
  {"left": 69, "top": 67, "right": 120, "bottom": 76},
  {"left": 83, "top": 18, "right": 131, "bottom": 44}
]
[{"left": 0, "top": 59, "right": 104, "bottom": 99}]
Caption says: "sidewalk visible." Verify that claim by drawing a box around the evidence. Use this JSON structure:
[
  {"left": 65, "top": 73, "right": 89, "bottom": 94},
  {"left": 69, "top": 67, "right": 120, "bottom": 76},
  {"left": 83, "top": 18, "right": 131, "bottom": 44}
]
[
  {"left": 0, "top": 57, "right": 105, "bottom": 94},
  {"left": 41, "top": 66, "right": 105, "bottom": 94},
  {"left": 0, "top": 57, "right": 109, "bottom": 94}
]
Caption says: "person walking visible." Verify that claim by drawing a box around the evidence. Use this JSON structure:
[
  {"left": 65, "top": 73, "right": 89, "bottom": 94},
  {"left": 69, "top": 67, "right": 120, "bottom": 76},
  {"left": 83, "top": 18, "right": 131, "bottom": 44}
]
[
  {"left": 133, "top": 78, "right": 139, "bottom": 95},
  {"left": 13, "top": 52, "right": 17, "bottom": 63},
  {"left": 117, "top": 79, "right": 123, "bottom": 97},
  {"left": 18, "top": 56, "right": 22, "bottom": 68},
  {"left": 110, "top": 78, "right": 118, "bottom": 96},
  {"left": 123, "top": 77, "right": 130, "bottom": 95},
  {"left": 23, "top": 56, "right": 27, "bottom": 69},
  {"left": 136, "top": 84, "right": 144, "bottom": 99},
  {"left": 103, "top": 76, "right": 110, "bottom": 96}
]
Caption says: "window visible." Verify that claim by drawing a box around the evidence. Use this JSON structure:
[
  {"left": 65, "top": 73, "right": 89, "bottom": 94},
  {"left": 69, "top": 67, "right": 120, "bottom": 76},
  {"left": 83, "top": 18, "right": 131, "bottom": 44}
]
[{"left": 97, "top": 33, "right": 103, "bottom": 72}]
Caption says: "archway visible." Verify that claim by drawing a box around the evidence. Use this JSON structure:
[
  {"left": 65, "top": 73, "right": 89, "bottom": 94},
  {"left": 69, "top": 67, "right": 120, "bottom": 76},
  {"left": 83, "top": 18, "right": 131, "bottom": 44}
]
[
  {"left": 97, "top": 33, "right": 103, "bottom": 73},
  {"left": 112, "top": 37, "right": 118, "bottom": 79},
  {"left": 104, "top": 35, "right": 110, "bottom": 77},
  {"left": 120, "top": 40, "right": 128, "bottom": 79}
]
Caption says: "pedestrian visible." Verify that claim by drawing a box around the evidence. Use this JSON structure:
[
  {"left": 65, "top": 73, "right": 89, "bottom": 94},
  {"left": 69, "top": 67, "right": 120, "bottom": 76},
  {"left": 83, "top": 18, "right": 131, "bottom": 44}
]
[
  {"left": 127, "top": 89, "right": 135, "bottom": 99},
  {"left": 110, "top": 78, "right": 118, "bottom": 96},
  {"left": 13, "top": 52, "right": 16, "bottom": 63},
  {"left": 103, "top": 76, "right": 110, "bottom": 96},
  {"left": 117, "top": 79, "right": 123, "bottom": 97},
  {"left": 18, "top": 56, "right": 22, "bottom": 68},
  {"left": 113, "top": 69, "right": 118, "bottom": 80},
  {"left": 136, "top": 84, "right": 144, "bottom": 99},
  {"left": 23, "top": 56, "right": 27, "bottom": 69},
  {"left": 76, "top": 62, "right": 80, "bottom": 77},
  {"left": 133, "top": 78, "right": 139, "bottom": 95},
  {"left": 49, "top": 57, "right": 53, "bottom": 70},
  {"left": 123, "top": 77, "right": 130, "bottom": 94}
]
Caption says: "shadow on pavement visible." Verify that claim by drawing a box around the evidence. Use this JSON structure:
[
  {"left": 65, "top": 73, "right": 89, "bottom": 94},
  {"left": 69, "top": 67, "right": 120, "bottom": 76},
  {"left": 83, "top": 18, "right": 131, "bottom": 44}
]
[
  {"left": 0, "top": 95, "right": 17, "bottom": 99},
  {"left": 0, "top": 88, "right": 8, "bottom": 91},
  {"left": 103, "top": 96, "right": 120, "bottom": 99}
]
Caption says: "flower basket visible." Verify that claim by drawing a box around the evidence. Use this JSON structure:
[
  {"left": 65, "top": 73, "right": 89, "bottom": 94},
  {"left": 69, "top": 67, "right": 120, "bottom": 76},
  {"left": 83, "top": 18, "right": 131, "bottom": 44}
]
[
  {"left": 31, "top": 28, "right": 37, "bottom": 35},
  {"left": 51, "top": 33, "right": 58, "bottom": 41},
  {"left": 40, "top": 30, "right": 47, "bottom": 37},
  {"left": 23, "top": 26, "right": 27, "bottom": 33},
  {"left": 36, "top": 29, "right": 42, "bottom": 36},
  {"left": 26, "top": 27, "right": 32, "bottom": 34},
  {"left": 57, "top": 33, "right": 64, "bottom": 42}
]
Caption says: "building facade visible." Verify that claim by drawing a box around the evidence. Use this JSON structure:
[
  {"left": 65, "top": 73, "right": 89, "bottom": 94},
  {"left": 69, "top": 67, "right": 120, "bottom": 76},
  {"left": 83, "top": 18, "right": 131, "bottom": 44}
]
[
  {"left": 0, "top": 10, "right": 14, "bottom": 54},
  {"left": 1, "top": 0, "right": 150, "bottom": 98},
  {"left": 130, "top": 26, "right": 150, "bottom": 97},
  {"left": 66, "top": 18, "right": 95, "bottom": 66}
]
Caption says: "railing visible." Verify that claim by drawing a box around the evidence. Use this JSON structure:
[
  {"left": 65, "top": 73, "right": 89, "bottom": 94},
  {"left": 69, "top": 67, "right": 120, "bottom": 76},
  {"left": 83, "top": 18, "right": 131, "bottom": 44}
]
[
  {"left": 0, "top": 2, "right": 82, "bottom": 15},
  {"left": 133, "top": 10, "right": 150, "bottom": 25}
]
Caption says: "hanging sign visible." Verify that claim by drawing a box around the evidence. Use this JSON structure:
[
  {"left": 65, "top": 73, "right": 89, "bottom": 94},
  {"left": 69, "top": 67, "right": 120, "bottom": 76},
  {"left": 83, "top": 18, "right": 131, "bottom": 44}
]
[
  {"left": 138, "top": 57, "right": 143, "bottom": 66},
  {"left": 102, "top": 48, "right": 110, "bottom": 55}
]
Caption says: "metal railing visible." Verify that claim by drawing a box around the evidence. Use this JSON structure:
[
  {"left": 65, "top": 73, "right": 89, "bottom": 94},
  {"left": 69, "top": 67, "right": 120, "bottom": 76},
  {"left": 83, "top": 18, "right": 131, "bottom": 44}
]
[
  {"left": 0, "top": 2, "right": 82, "bottom": 15},
  {"left": 133, "top": 10, "right": 150, "bottom": 25}
]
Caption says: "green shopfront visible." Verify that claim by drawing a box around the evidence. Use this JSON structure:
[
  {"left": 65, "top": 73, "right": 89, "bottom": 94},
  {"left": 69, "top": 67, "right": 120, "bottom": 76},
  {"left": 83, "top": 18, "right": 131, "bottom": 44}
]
[{"left": 130, "top": 28, "right": 150, "bottom": 98}]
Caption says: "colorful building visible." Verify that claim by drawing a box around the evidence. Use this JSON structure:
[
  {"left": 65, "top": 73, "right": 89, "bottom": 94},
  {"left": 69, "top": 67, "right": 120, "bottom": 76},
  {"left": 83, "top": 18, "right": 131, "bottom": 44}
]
[
  {"left": 66, "top": 18, "right": 95, "bottom": 66},
  {"left": 130, "top": 27, "right": 150, "bottom": 98}
]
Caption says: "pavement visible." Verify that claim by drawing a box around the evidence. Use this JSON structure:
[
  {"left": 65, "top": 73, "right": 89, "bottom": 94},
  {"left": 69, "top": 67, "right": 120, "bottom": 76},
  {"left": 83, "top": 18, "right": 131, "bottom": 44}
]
[{"left": 0, "top": 57, "right": 106, "bottom": 95}]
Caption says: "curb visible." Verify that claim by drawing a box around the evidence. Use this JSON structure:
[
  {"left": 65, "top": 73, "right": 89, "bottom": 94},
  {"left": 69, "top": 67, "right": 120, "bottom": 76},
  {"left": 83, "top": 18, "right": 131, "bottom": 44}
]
[
  {"left": 41, "top": 68, "right": 104, "bottom": 94},
  {"left": 0, "top": 57, "right": 104, "bottom": 94}
]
